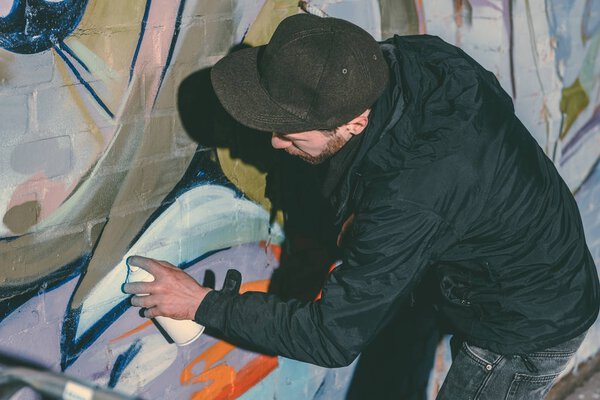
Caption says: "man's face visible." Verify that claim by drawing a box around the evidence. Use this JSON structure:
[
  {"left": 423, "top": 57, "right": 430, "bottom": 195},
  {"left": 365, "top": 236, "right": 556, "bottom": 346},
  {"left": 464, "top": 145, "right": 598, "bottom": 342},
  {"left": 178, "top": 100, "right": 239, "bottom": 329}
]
[{"left": 271, "top": 128, "right": 350, "bottom": 165}]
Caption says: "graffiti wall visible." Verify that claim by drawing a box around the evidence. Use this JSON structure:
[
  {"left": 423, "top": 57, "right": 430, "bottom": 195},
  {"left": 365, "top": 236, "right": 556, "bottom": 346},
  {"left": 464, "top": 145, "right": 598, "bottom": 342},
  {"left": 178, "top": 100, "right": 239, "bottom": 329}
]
[{"left": 0, "top": 0, "right": 598, "bottom": 399}]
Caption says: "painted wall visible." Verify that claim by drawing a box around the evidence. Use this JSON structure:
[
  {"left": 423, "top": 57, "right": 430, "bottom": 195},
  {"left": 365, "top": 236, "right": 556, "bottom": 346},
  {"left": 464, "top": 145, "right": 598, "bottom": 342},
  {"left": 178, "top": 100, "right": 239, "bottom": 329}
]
[{"left": 0, "top": 1, "right": 598, "bottom": 399}]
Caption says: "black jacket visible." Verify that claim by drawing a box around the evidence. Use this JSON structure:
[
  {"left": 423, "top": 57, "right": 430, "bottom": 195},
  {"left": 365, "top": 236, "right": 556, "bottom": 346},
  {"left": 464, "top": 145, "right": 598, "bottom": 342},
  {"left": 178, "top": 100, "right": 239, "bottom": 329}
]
[{"left": 196, "top": 35, "right": 599, "bottom": 367}]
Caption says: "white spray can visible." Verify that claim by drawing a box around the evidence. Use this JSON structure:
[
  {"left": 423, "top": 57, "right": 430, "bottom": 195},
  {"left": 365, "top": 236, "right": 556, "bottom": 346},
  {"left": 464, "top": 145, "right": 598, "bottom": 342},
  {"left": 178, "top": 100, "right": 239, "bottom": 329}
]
[{"left": 126, "top": 265, "right": 204, "bottom": 346}]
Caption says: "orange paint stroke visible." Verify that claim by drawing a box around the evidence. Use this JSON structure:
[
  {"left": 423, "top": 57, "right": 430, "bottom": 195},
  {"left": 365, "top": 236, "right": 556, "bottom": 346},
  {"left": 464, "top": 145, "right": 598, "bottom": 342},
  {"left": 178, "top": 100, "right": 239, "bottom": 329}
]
[
  {"left": 415, "top": 0, "right": 427, "bottom": 34},
  {"left": 453, "top": 0, "right": 464, "bottom": 28},
  {"left": 239, "top": 279, "right": 270, "bottom": 294},
  {"left": 432, "top": 340, "right": 446, "bottom": 397},
  {"left": 109, "top": 320, "right": 154, "bottom": 344},
  {"left": 190, "top": 364, "right": 236, "bottom": 400},
  {"left": 259, "top": 241, "right": 282, "bottom": 262},
  {"left": 181, "top": 278, "right": 277, "bottom": 398},
  {"left": 214, "top": 355, "right": 279, "bottom": 400},
  {"left": 182, "top": 342, "right": 237, "bottom": 399},
  {"left": 314, "top": 261, "right": 341, "bottom": 301},
  {"left": 181, "top": 341, "right": 236, "bottom": 385}
]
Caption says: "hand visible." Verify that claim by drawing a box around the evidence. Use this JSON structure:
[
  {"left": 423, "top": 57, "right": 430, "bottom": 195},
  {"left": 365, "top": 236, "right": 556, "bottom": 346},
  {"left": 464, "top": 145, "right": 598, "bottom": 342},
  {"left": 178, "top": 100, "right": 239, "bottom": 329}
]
[{"left": 122, "top": 255, "right": 212, "bottom": 320}]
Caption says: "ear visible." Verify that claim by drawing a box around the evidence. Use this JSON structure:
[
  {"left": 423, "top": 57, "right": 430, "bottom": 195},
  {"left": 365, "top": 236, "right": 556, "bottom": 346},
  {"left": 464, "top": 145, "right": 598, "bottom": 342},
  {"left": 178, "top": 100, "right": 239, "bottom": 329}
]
[{"left": 344, "top": 109, "right": 370, "bottom": 136}]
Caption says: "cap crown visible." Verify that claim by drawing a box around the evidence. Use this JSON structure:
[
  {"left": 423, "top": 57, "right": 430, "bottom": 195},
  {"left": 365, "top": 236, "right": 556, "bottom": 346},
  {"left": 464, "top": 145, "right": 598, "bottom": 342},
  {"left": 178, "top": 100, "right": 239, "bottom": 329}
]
[{"left": 258, "top": 14, "right": 388, "bottom": 130}]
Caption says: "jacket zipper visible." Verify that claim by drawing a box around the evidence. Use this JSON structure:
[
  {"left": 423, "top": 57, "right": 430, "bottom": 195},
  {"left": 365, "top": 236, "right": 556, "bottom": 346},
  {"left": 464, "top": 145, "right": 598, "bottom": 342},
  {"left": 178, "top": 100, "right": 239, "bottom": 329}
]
[{"left": 336, "top": 171, "right": 362, "bottom": 225}]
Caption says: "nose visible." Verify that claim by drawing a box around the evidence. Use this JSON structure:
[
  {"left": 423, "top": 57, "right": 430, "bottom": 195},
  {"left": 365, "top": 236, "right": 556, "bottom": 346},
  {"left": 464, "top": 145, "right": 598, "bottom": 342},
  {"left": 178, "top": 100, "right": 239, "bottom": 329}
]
[{"left": 271, "top": 133, "right": 292, "bottom": 149}]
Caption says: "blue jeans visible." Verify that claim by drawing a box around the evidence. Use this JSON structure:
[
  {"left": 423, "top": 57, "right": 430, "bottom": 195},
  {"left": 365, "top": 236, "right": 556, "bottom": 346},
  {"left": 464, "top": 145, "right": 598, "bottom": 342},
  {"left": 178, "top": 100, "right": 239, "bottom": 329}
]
[{"left": 437, "top": 332, "right": 586, "bottom": 399}]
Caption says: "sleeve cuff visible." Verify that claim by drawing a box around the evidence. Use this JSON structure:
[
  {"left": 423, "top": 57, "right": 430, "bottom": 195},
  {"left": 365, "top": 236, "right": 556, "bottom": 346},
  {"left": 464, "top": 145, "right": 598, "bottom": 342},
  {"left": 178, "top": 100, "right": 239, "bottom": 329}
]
[{"left": 194, "top": 288, "right": 234, "bottom": 329}]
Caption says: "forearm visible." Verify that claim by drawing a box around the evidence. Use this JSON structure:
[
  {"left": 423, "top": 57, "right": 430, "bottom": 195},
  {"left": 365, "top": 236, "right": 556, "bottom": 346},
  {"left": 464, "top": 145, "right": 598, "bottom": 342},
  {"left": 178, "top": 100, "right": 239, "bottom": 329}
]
[{"left": 195, "top": 289, "right": 359, "bottom": 367}]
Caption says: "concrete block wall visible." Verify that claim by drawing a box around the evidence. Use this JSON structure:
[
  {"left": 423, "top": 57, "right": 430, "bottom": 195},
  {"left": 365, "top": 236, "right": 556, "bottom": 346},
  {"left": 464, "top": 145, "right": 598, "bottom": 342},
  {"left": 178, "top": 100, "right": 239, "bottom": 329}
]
[{"left": 0, "top": 1, "right": 598, "bottom": 399}]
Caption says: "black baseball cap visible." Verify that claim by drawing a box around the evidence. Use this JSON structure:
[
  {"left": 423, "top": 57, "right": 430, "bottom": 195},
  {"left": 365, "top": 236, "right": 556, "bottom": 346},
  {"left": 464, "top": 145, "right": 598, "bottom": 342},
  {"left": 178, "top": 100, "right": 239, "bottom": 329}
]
[{"left": 210, "top": 13, "right": 389, "bottom": 133}]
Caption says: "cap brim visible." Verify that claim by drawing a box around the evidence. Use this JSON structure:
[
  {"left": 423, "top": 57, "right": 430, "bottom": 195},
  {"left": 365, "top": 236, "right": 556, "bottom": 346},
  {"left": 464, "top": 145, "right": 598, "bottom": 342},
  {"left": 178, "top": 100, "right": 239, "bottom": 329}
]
[{"left": 211, "top": 46, "right": 314, "bottom": 133}]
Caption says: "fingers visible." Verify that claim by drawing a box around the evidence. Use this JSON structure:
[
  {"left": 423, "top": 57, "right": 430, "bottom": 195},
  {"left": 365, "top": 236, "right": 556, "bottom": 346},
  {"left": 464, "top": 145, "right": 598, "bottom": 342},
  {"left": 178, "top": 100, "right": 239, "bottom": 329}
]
[
  {"left": 122, "top": 281, "right": 152, "bottom": 295},
  {"left": 127, "top": 255, "right": 164, "bottom": 275},
  {"left": 143, "top": 307, "right": 160, "bottom": 318},
  {"left": 130, "top": 296, "right": 161, "bottom": 318},
  {"left": 129, "top": 294, "right": 162, "bottom": 318},
  {"left": 130, "top": 295, "right": 154, "bottom": 308}
]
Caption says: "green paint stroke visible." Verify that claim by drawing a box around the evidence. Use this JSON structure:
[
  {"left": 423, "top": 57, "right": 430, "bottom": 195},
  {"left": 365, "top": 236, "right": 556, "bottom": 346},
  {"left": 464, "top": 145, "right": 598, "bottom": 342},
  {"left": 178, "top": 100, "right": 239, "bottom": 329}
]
[{"left": 560, "top": 78, "right": 590, "bottom": 139}]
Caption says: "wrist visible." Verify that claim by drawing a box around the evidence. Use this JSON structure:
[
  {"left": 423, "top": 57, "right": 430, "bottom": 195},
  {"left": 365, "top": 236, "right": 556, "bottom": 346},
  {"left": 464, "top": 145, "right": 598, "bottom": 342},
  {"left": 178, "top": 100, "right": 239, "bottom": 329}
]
[{"left": 189, "top": 287, "right": 212, "bottom": 320}]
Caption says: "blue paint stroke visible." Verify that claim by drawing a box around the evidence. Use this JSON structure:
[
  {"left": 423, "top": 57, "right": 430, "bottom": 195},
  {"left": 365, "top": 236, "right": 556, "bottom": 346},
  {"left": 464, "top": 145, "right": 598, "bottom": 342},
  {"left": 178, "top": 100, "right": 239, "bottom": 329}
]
[
  {"left": 129, "top": 0, "right": 152, "bottom": 84},
  {"left": 54, "top": 45, "right": 115, "bottom": 119},
  {"left": 153, "top": 0, "right": 187, "bottom": 108},
  {"left": 544, "top": 0, "right": 572, "bottom": 75},
  {"left": 59, "top": 246, "right": 228, "bottom": 370},
  {"left": 108, "top": 340, "right": 143, "bottom": 388},
  {"left": 60, "top": 149, "right": 273, "bottom": 370},
  {"left": 61, "top": 41, "right": 90, "bottom": 73},
  {"left": 127, "top": 149, "right": 234, "bottom": 251},
  {"left": 312, "top": 374, "right": 330, "bottom": 400},
  {"left": 0, "top": 253, "right": 90, "bottom": 322},
  {"left": 60, "top": 151, "right": 231, "bottom": 369},
  {"left": 0, "top": 0, "right": 89, "bottom": 54}
]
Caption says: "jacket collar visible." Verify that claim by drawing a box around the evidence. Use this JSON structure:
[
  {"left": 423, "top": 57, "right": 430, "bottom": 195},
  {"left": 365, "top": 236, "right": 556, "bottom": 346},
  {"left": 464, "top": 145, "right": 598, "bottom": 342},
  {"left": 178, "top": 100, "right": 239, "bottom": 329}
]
[{"left": 321, "top": 43, "right": 405, "bottom": 226}]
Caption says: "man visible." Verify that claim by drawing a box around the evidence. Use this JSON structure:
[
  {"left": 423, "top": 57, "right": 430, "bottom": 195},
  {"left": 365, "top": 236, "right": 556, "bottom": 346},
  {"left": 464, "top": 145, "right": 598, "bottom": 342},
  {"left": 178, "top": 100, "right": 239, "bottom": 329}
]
[{"left": 124, "top": 14, "right": 599, "bottom": 398}]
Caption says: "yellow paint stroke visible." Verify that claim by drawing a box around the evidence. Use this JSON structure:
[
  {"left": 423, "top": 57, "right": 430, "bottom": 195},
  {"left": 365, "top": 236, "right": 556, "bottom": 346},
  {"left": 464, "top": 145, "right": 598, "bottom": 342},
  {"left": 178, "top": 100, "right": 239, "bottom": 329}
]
[
  {"left": 53, "top": 50, "right": 105, "bottom": 149},
  {"left": 560, "top": 78, "right": 590, "bottom": 139},
  {"left": 73, "top": 0, "right": 145, "bottom": 74},
  {"left": 62, "top": 37, "right": 127, "bottom": 114},
  {"left": 216, "top": 148, "right": 271, "bottom": 210},
  {"left": 216, "top": 0, "right": 297, "bottom": 226},
  {"left": 0, "top": 49, "right": 15, "bottom": 81},
  {"left": 66, "top": 38, "right": 121, "bottom": 82},
  {"left": 243, "top": 0, "right": 299, "bottom": 47}
]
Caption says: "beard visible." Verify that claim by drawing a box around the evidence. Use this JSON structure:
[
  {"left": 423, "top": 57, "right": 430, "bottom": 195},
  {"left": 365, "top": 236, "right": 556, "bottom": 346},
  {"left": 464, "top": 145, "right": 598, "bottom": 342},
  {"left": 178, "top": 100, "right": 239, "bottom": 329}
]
[{"left": 284, "top": 131, "right": 348, "bottom": 165}]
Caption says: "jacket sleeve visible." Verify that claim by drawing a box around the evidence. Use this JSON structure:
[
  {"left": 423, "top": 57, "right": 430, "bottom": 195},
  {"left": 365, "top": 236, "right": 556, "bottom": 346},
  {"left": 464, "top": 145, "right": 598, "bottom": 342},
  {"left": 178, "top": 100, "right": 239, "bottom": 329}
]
[{"left": 195, "top": 201, "right": 456, "bottom": 367}]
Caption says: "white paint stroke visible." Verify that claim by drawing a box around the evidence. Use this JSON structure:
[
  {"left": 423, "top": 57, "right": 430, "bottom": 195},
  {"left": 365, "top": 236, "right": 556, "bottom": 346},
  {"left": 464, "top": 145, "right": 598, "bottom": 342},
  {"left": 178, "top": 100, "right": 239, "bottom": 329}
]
[
  {"left": 75, "top": 184, "right": 283, "bottom": 341},
  {"left": 111, "top": 334, "right": 178, "bottom": 395}
]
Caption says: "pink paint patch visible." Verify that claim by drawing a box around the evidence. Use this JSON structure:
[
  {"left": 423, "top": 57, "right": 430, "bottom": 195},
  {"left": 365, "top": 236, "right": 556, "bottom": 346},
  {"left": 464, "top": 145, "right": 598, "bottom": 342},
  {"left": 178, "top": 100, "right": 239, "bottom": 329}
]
[
  {"left": 8, "top": 172, "right": 78, "bottom": 222},
  {"left": 128, "top": 0, "right": 183, "bottom": 110}
]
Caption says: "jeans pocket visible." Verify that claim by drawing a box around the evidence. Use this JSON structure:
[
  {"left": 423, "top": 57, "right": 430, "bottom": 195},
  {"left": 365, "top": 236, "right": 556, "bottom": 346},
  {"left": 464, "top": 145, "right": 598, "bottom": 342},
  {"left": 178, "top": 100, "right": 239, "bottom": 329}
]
[
  {"left": 506, "top": 373, "right": 558, "bottom": 399},
  {"left": 437, "top": 343, "right": 504, "bottom": 400},
  {"left": 463, "top": 342, "right": 503, "bottom": 367},
  {"left": 505, "top": 350, "right": 576, "bottom": 400}
]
